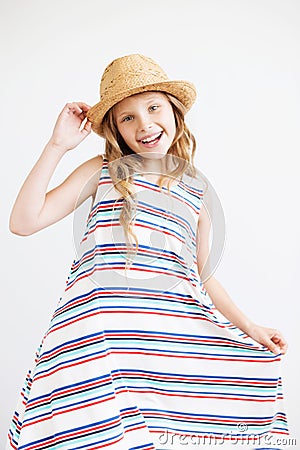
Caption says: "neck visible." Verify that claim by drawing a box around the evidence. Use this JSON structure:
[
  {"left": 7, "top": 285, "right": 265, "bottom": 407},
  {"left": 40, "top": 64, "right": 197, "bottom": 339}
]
[{"left": 140, "top": 157, "right": 167, "bottom": 175}]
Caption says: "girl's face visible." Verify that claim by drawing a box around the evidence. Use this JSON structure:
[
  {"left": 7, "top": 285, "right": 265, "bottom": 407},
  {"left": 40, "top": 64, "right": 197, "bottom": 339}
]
[{"left": 113, "top": 91, "right": 176, "bottom": 159}]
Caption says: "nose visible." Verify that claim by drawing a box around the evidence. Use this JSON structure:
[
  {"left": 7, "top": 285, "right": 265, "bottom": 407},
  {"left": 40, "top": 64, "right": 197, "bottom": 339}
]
[{"left": 137, "top": 113, "right": 153, "bottom": 132}]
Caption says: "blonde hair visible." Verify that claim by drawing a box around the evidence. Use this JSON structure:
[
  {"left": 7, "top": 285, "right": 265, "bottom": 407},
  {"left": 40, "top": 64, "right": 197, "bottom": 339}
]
[{"left": 101, "top": 91, "right": 197, "bottom": 270}]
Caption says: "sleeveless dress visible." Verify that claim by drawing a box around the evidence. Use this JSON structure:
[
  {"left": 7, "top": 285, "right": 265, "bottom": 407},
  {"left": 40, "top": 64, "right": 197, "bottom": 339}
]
[{"left": 6, "top": 156, "right": 289, "bottom": 450}]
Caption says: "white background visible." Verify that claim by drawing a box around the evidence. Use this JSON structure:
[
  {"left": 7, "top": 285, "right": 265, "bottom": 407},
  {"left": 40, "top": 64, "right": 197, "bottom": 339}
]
[{"left": 0, "top": 0, "right": 299, "bottom": 447}]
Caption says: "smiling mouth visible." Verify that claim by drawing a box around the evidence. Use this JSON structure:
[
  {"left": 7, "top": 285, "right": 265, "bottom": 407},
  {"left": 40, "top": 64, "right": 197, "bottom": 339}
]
[{"left": 140, "top": 131, "right": 164, "bottom": 145}]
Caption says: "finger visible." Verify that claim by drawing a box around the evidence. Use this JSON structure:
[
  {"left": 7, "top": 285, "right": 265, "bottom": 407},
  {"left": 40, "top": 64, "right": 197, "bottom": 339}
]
[
  {"left": 78, "top": 110, "right": 87, "bottom": 120},
  {"left": 270, "top": 345, "right": 281, "bottom": 355},
  {"left": 279, "top": 342, "right": 288, "bottom": 355},
  {"left": 65, "top": 102, "right": 76, "bottom": 109},
  {"left": 81, "top": 108, "right": 90, "bottom": 118},
  {"left": 80, "top": 103, "right": 91, "bottom": 111},
  {"left": 275, "top": 336, "right": 288, "bottom": 354},
  {"left": 81, "top": 119, "right": 92, "bottom": 136},
  {"left": 65, "top": 103, "right": 78, "bottom": 115},
  {"left": 272, "top": 332, "right": 287, "bottom": 347},
  {"left": 70, "top": 104, "right": 83, "bottom": 114},
  {"left": 64, "top": 103, "right": 91, "bottom": 120},
  {"left": 265, "top": 339, "right": 281, "bottom": 355},
  {"left": 73, "top": 102, "right": 91, "bottom": 112}
]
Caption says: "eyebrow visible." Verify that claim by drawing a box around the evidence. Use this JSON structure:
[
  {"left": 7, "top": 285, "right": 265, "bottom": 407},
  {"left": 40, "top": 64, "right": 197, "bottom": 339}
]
[{"left": 116, "top": 95, "right": 163, "bottom": 118}]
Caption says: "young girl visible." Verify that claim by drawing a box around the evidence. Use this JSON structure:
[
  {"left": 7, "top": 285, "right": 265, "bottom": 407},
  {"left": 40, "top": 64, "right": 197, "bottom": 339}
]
[{"left": 7, "top": 54, "right": 289, "bottom": 450}]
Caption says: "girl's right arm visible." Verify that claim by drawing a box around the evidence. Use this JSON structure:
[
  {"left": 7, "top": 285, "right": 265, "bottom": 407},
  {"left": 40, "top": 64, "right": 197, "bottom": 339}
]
[{"left": 9, "top": 102, "right": 103, "bottom": 236}]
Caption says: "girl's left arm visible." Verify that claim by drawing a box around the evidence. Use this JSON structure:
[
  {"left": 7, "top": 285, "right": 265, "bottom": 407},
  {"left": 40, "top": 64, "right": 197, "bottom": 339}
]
[{"left": 196, "top": 204, "right": 288, "bottom": 355}]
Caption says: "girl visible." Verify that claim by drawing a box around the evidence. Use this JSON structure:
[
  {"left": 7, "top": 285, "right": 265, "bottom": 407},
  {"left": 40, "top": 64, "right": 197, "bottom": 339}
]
[{"left": 7, "top": 54, "right": 289, "bottom": 449}]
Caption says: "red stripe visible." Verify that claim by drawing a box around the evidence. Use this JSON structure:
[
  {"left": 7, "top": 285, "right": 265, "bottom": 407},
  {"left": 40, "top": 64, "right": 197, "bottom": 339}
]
[
  {"left": 130, "top": 388, "right": 279, "bottom": 402},
  {"left": 27, "top": 376, "right": 112, "bottom": 408},
  {"left": 48, "top": 310, "right": 218, "bottom": 338},
  {"left": 144, "top": 410, "right": 282, "bottom": 425},
  {"left": 70, "top": 244, "right": 187, "bottom": 273},
  {"left": 66, "top": 265, "right": 197, "bottom": 291},
  {"left": 23, "top": 394, "right": 119, "bottom": 428},
  {"left": 54, "top": 289, "right": 202, "bottom": 318}
]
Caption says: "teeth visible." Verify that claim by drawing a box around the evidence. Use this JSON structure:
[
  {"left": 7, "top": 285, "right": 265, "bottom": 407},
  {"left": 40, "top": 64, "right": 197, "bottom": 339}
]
[{"left": 142, "top": 132, "right": 161, "bottom": 143}]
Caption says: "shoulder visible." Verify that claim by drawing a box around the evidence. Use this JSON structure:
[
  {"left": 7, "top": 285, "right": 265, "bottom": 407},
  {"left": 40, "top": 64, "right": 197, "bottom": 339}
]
[
  {"left": 81, "top": 153, "right": 103, "bottom": 173},
  {"left": 77, "top": 153, "right": 104, "bottom": 196},
  {"left": 75, "top": 154, "right": 104, "bottom": 186},
  {"left": 63, "top": 153, "right": 104, "bottom": 203}
]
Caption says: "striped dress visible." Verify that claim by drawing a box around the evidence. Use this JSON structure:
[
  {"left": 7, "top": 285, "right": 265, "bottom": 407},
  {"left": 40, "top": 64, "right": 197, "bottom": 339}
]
[{"left": 7, "top": 156, "right": 289, "bottom": 450}]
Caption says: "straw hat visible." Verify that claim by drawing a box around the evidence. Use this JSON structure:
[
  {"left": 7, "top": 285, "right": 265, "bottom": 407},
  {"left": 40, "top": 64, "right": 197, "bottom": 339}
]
[{"left": 86, "top": 54, "right": 197, "bottom": 137}]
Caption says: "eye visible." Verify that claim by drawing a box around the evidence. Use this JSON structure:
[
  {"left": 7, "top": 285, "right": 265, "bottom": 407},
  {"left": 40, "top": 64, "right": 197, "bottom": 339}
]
[
  {"left": 149, "top": 105, "right": 159, "bottom": 111},
  {"left": 121, "top": 115, "right": 133, "bottom": 122}
]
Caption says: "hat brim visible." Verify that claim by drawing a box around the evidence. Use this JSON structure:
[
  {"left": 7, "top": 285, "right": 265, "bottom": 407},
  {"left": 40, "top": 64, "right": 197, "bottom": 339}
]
[{"left": 86, "top": 80, "right": 196, "bottom": 137}]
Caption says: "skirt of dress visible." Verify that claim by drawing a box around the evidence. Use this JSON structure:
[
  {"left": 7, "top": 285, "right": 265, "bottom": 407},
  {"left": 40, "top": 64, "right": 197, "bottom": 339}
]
[{"left": 6, "top": 157, "right": 290, "bottom": 450}]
